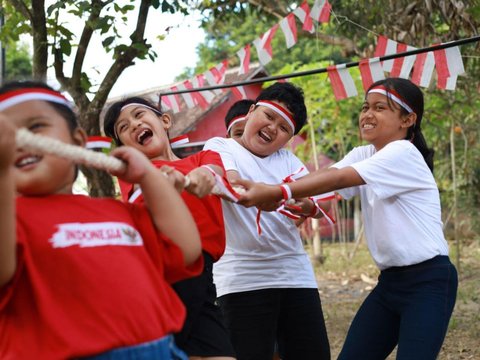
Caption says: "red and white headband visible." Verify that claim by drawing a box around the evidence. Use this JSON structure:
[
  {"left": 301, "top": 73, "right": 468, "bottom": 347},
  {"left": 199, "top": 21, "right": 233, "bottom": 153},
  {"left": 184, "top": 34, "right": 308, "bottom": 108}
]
[
  {"left": 256, "top": 100, "right": 296, "bottom": 133},
  {"left": 120, "top": 103, "right": 162, "bottom": 115},
  {"left": 367, "top": 85, "right": 413, "bottom": 113},
  {"left": 0, "top": 88, "right": 72, "bottom": 111},
  {"left": 226, "top": 115, "right": 247, "bottom": 133}
]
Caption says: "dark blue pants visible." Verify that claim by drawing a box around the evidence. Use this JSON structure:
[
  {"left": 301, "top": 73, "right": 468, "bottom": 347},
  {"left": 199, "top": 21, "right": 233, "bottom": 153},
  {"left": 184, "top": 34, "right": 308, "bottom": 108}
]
[
  {"left": 338, "top": 255, "right": 457, "bottom": 360},
  {"left": 218, "top": 288, "right": 330, "bottom": 360}
]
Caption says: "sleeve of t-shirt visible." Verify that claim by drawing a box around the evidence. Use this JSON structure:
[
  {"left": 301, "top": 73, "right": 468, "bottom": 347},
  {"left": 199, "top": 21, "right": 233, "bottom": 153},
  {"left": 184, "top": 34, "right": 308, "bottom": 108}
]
[
  {"left": 330, "top": 148, "right": 363, "bottom": 199},
  {"left": 127, "top": 203, "right": 203, "bottom": 284},
  {"left": 204, "top": 137, "right": 238, "bottom": 172},
  {"left": 350, "top": 141, "right": 433, "bottom": 199}
]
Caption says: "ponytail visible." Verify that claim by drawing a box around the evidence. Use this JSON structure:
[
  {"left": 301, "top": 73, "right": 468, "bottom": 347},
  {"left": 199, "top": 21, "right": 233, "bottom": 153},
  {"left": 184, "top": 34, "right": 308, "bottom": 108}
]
[{"left": 410, "top": 126, "right": 434, "bottom": 173}]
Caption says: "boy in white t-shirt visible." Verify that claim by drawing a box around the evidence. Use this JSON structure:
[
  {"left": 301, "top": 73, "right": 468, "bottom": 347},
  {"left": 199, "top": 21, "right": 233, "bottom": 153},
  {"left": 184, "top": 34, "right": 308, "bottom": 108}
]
[{"left": 204, "top": 82, "right": 331, "bottom": 360}]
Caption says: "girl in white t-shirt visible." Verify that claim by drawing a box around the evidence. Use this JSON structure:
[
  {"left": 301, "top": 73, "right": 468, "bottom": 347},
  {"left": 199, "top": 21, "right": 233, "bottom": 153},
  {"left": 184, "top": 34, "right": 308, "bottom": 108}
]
[{"left": 237, "top": 78, "right": 457, "bottom": 360}]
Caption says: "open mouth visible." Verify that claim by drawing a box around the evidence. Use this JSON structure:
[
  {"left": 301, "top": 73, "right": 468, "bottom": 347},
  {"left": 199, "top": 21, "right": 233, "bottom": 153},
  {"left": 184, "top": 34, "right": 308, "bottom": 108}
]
[
  {"left": 258, "top": 130, "right": 272, "bottom": 142},
  {"left": 137, "top": 129, "right": 153, "bottom": 145},
  {"left": 362, "top": 123, "right": 375, "bottom": 129},
  {"left": 15, "top": 155, "right": 42, "bottom": 168}
]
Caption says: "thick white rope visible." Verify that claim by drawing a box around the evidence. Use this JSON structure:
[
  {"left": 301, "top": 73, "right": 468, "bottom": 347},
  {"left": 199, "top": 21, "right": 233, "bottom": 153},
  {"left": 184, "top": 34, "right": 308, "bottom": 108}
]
[
  {"left": 15, "top": 128, "right": 126, "bottom": 173},
  {"left": 15, "top": 128, "right": 245, "bottom": 201}
]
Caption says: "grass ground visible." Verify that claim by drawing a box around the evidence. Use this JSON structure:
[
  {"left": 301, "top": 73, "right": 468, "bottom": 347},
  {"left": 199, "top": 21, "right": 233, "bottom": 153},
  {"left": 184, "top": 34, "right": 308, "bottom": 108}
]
[{"left": 312, "top": 240, "right": 480, "bottom": 359}]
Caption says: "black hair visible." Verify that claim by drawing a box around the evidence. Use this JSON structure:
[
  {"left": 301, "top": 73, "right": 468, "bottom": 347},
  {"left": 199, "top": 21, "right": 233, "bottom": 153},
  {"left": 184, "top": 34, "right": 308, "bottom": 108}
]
[
  {"left": 0, "top": 80, "right": 78, "bottom": 132},
  {"left": 225, "top": 99, "right": 255, "bottom": 129},
  {"left": 255, "top": 82, "right": 307, "bottom": 135},
  {"left": 103, "top": 96, "right": 162, "bottom": 146},
  {"left": 366, "top": 77, "right": 434, "bottom": 173}
]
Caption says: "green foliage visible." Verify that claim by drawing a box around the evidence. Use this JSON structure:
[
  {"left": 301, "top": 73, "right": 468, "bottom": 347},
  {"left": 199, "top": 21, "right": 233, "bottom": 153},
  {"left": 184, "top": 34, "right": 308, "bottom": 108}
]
[{"left": 4, "top": 42, "right": 33, "bottom": 81}]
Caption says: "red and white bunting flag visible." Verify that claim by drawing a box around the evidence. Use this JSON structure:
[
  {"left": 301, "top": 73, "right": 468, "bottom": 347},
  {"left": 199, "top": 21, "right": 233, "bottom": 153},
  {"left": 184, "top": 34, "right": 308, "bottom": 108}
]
[
  {"left": 204, "top": 60, "right": 228, "bottom": 95},
  {"left": 231, "top": 86, "right": 248, "bottom": 100},
  {"left": 327, "top": 65, "right": 358, "bottom": 100},
  {"left": 434, "top": 45, "right": 465, "bottom": 78},
  {"left": 237, "top": 44, "right": 251, "bottom": 75},
  {"left": 86, "top": 136, "right": 113, "bottom": 150},
  {"left": 437, "top": 75, "right": 459, "bottom": 91},
  {"left": 192, "top": 74, "right": 216, "bottom": 104},
  {"left": 310, "top": 0, "right": 331, "bottom": 23},
  {"left": 374, "top": 35, "right": 398, "bottom": 72},
  {"left": 252, "top": 24, "right": 279, "bottom": 66},
  {"left": 170, "top": 134, "right": 189, "bottom": 148},
  {"left": 279, "top": 13, "right": 298, "bottom": 49},
  {"left": 390, "top": 44, "right": 417, "bottom": 79},
  {"left": 411, "top": 51, "right": 435, "bottom": 88},
  {"left": 359, "top": 57, "right": 385, "bottom": 92},
  {"left": 183, "top": 79, "right": 209, "bottom": 109},
  {"left": 293, "top": 1, "right": 315, "bottom": 33},
  {"left": 177, "top": 82, "right": 195, "bottom": 109},
  {"left": 161, "top": 89, "right": 181, "bottom": 113}
]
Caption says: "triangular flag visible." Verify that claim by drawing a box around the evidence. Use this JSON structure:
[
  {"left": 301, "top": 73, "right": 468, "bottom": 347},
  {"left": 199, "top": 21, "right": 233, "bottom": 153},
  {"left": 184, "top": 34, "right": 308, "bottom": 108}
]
[
  {"left": 279, "top": 13, "right": 298, "bottom": 49},
  {"left": 237, "top": 44, "right": 251, "bottom": 75},
  {"left": 327, "top": 65, "right": 358, "bottom": 100},
  {"left": 231, "top": 86, "right": 248, "bottom": 100},
  {"left": 183, "top": 79, "right": 209, "bottom": 109},
  {"left": 192, "top": 74, "right": 216, "bottom": 104},
  {"left": 161, "top": 88, "right": 181, "bottom": 113},
  {"left": 293, "top": 1, "right": 315, "bottom": 33},
  {"left": 253, "top": 24, "right": 279, "bottom": 66},
  {"left": 359, "top": 57, "right": 385, "bottom": 91},
  {"left": 310, "top": 0, "right": 331, "bottom": 23},
  {"left": 177, "top": 82, "right": 195, "bottom": 109}
]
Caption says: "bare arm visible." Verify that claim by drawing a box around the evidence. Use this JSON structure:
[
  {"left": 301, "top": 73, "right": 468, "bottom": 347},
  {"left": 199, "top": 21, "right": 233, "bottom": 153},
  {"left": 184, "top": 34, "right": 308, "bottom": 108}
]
[
  {"left": 0, "top": 117, "right": 17, "bottom": 287},
  {"left": 237, "top": 166, "right": 364, "bottom": 209},
  {"left": 110, "top": 147, "right": 201, "bottom": 265}
]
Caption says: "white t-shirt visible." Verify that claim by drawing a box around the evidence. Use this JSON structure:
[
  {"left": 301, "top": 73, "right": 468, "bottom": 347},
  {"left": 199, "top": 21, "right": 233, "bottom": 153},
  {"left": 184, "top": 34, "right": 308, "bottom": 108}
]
[
  {"left": 332, "top": 140, "right": 448, "bottom": 270},
  {"left": 204, "top": 137, "right": 318, "bottom": 297}
]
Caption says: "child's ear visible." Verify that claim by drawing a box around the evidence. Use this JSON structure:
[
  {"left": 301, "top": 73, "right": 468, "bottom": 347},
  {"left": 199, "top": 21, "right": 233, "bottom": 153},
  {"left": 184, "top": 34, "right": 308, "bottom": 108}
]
[
  {"left": 161, "top": 113, "right": 173, "bottom": 130},
  {"left": 72, "top": 127, "right": 88, "bottom": 147},
  {"left": 401, "top": 112, "right": 417, "bottom": 129}
]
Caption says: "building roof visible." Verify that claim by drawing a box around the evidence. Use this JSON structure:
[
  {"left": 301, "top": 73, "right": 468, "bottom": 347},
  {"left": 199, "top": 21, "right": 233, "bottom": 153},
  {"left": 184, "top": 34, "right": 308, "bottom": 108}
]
[{"left": 106, "top": 63, "right": 268, "bottom": 137}]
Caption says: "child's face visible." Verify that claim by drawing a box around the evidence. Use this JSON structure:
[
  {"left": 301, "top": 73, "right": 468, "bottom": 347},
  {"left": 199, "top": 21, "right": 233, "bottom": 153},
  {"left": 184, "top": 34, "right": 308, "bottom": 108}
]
[
  {"left": 359, "top": 92, "right": 414, "bottom": 150},
  {"left": 114, "top": 105, "right": 171, "bottom": 159},
  {"left": 228, "top": 121, "right": 246, "bottom": 140},
  {"left": 240, "top": 102, "right": 294, "bottom": 157},
  {"left": 3, "top": 100, "right": 86, "bottom": 195}
]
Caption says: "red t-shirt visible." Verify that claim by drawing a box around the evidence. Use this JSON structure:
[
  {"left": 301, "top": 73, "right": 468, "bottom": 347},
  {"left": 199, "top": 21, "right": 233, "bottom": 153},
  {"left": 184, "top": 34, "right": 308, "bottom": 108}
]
[
  {"left": 118, "top": 150, "right": 226, "bottom": 262},
  {"left": 0, "top": 194, "right": 202, "bottom": 359}
]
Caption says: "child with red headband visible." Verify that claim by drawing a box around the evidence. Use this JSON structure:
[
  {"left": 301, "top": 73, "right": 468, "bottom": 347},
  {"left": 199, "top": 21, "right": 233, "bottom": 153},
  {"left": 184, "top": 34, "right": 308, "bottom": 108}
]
[
  {"left": 224, "top": 99, "right": 254, "bottom": 139},
  {"left": 204, "top": 82, "right": 332, "bottom": 360},
  {"left": 0, "top": 81, "right": 203, "bottom": 359},
  {"left": 103, "top": 97, "right": 236, "bottom": 360},
  {"left": 237, "top": 78, "right": 458, "bottom": 359}
]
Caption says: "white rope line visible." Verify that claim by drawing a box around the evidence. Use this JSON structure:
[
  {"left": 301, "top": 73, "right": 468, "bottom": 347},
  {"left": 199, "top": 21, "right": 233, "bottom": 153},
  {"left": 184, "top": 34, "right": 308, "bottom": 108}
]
[{"left": 15, "top": 128, "right": 126, "bottom": 173}]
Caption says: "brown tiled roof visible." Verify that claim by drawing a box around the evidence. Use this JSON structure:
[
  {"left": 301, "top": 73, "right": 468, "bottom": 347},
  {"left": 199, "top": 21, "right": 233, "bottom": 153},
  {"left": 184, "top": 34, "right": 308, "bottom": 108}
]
[{"left": 106, "top": 63, "right": 268, "bottom": 137}]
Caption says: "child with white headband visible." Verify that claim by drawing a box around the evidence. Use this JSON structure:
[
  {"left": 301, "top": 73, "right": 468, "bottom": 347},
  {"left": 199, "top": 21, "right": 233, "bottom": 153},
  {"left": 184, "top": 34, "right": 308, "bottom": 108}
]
[
  {"left": 103, "top": 96, "right": 236, "bottom": 360},
  {"left": 236, "top": 77, "right": 458, "bottom": 359},
  {"left": 0, "top": 80, "right": 203, "bottom": 359},
  {"left": 204, "top": 82, "right": 332, "bottom": 360}
]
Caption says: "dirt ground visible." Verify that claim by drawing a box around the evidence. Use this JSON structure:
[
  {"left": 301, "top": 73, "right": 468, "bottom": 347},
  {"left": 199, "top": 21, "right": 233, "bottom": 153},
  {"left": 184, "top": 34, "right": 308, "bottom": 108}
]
[{"left": 312, "top": 241, "right": 480, "bottom": 359}]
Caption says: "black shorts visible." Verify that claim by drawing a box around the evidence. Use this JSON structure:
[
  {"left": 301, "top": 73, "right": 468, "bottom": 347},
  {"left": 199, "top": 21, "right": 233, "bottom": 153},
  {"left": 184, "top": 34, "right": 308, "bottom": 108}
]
[{"left": 172, "top": 252, "right": 235, "bottom": 357}]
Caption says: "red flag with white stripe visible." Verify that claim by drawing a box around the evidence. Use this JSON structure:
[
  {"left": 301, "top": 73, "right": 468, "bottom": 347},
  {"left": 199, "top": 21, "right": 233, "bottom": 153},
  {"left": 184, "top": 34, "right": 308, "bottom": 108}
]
[
  {"left": 87, "top": 136, "right": 113, "bottom": 150},
  {"left": 433, "top": 45, "right": 465, "bottom": 90},
  {"left": 359, "top": 57, "right": 385, "bottom": 91},
  {"left": 183, "top": 79, "right": 209, "bottom": 109},
  {"left": 390, "top": 44, "right": 417, "bottom": 79},
  {"left": 253, "top": 24, "right": 279, "bottom": 66},
  {"left": 170, "top": 134, "right": 189, "bottom": 148},
  {"left": 310, "top": 0, "right": 331, "bottom": 23},
  {"left": 327, "top": 65, "right": 358, "bottom": 100},
  {"left": 374, "top": 35, "right": 398, "bottom": 72},
  {"left": 161, "top": 88, "right": 181, "bottom": 113},
  {"left": 204, "top": 60, "right": 228, "bottom": 95},
  {"left": 237, "top": 44, "right": 251, "bottom": 75},
  {"left": 192, "top": 74, "right": 216, "bottom": 104},
  {"left": 279, "top": 13, "right": 298, "bottom": 49},
  {"left": 411, "top": 52, "right": 435, "bottom": 88},
  {"left": 177, "top": 82, "right": 195, "bottom": 109},
  {"left": 293, "top": 1, "right": 315, "bottom": 33}
]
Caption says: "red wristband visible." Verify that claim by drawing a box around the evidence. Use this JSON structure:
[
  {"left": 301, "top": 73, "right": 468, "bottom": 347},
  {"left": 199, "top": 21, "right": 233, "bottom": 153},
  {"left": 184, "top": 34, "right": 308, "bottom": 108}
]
[{"left": 279, "top": 184, "right": 292, "bottom": 201}]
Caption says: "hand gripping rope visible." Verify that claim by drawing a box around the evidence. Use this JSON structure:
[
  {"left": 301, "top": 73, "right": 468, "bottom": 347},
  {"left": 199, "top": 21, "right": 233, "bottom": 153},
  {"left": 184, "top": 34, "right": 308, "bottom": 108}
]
[{"left": 15, "top": 128, "right": 243, "bottom": 201}]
